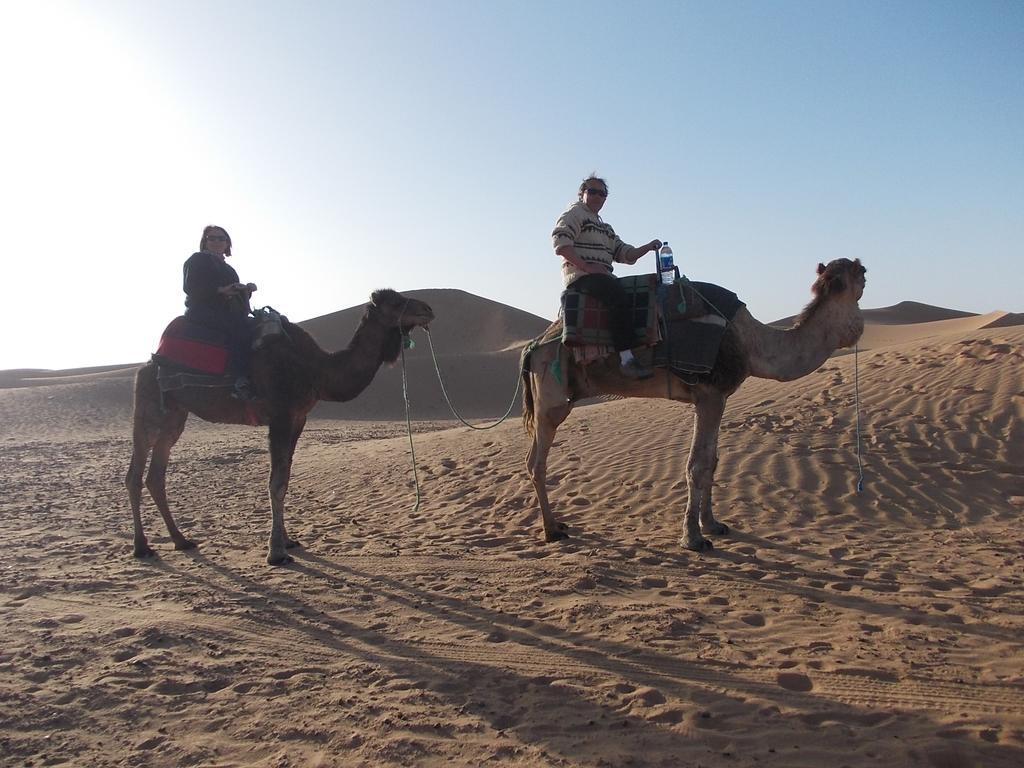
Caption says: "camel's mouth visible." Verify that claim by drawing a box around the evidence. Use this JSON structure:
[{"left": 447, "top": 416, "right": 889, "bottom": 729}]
[
  {"left": 412, "top": 309, "right": 435, "bottom": 329},
  {"left": 402, "top": 317, "right": 432, "bottom": 334}
]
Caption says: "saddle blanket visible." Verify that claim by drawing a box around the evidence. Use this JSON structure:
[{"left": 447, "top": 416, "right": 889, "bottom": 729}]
[
  {"left": 560, "top": 274, "right": 659, "bottom": 349},
  {"left": 154, "top": 316, "right": 230, "bottom": 375},
  {"left": 563, "top": 276, "right": 746, "bottom": 374},
  {"left": 653, "top": 281, "right": 745, "bottom": 376}
]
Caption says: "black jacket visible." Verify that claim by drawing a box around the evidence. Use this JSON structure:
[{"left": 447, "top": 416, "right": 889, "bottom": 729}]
[{"left": 183, "top": 251, "right": 240, "bottom": 313}]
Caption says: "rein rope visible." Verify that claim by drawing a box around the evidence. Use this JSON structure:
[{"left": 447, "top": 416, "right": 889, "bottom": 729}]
[
  {"left": 854, "top": 343, "right": 864, "bottom": 493},
  {"left": 396, "top": 298, "right": 523, "bottom": 511},
  {"left": 394, "top": 298, "right": 423, "bottom": 513},
  {"left": 399, "top": 335, "right": 422, "bottom": 513},
  {"left": 424, "top": 330, "right": 522, "bottom": 430}
]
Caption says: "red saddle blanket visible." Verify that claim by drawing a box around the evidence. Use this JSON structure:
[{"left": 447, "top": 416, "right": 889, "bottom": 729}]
[{"left": 155, "top": 316, "right": 230, "bottom": 375}]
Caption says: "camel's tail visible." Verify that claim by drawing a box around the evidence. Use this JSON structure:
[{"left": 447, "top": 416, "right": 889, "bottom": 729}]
[
  {"left": 520, "top": 343, "right": 536, "bottom": 437},
  {"left": 520, "top": 319, "right": 563, "bottom": 437}
]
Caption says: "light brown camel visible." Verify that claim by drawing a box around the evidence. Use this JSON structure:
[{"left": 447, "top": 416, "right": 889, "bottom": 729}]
[
  {"left": 127, "top": 289, "right": 434, "bottom": 565},
  {"left": 522, "top": 258, "right": 867, "bottom": 551}
]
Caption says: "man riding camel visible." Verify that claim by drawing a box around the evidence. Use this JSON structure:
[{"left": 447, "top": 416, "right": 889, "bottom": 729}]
[{"left": 552, "top": 175, "right": 662, "bottom": 379}]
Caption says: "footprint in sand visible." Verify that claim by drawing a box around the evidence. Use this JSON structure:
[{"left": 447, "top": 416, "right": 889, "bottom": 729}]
[{"left": 776, "top": 672, "right": 813, "bottom": 692}]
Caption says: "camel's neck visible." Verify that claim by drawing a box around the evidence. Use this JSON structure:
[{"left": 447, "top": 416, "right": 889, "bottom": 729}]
[
  {"left": 316, "top": 313, "right": 399, "bottom": 402},
  {"left": 736, "top": 300, "right": 864, "bottom": 382}
]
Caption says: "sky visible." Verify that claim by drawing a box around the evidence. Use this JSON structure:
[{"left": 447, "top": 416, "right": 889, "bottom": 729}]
[{"left": 1, "top": 0, "right": 1021, "bottom": 370}]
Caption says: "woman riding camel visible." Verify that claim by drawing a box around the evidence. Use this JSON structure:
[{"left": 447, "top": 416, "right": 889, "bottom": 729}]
[
  {"left": 552, "top": 175, "right": 662, "bottom": 379},
  {"left": 182, "top": 224, "right": 257, "bottom": 397}
]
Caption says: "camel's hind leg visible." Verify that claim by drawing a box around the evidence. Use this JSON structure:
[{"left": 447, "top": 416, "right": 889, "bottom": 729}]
[
  {"left": 144, "top": 409, "right": 192, "bottom": 552},
  {"left": 127, "top": 437, "right": 155, "bottom": 558},
  {"left": 525, "top": 355, "right": 573, "bottom": 542},
  {"left": 126, "top": 365, "right": 191, "bottom": 557}
]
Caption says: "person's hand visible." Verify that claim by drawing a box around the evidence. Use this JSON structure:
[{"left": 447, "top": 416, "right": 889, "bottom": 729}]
[
  {"left": 646, "top": 239, "right": 663, "bottom": 252},
  {"left": 245, "top": 283, "right": 257, "bottom": 294}
]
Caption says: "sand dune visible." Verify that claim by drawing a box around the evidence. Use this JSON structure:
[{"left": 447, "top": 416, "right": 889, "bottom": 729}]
[
  {"left": 858, "top": 310, "right": 1023, "bottom": 351},
  {"left": 1, "top": 292, "right": 1022, "bottom": 767},
  {"left": 302, "top": 288, "right": 550, "bottom": 356}
]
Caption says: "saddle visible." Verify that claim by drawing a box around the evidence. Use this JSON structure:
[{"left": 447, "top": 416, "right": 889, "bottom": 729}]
[
  {"left": 153, "top": 307, "right": 287, "bottom": 393},
  {"left": 559, "top": 274, "right": 745, "bottom": 379}
]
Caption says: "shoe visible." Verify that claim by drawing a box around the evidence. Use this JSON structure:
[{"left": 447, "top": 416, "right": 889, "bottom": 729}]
[
  {"left": 231, "top": 377, "right": 254, "bottom": 401},
  {"left": 620, "top": 359, "right": 653, "bottom": 380}
]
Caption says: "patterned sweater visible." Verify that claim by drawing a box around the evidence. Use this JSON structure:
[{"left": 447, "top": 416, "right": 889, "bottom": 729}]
[{"left": 551, "top": 201, "right": 641, "bottom": 286}]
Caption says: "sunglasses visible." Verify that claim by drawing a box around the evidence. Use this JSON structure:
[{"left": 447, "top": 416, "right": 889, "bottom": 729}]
[
  {"left": 585, "top": 188, "right": 608, "bottom": 197},
  {"left": 206, "top": 235, "right": 228, "bottom": 242}
]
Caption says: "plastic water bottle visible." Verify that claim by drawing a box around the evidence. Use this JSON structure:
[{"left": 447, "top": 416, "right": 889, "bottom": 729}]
[{"left": 658, "top": 242, "right": 675, "bottom": 286}]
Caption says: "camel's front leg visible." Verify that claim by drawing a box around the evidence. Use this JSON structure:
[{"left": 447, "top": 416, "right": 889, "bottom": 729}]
[
  {"left": 683, "top": 394, "right": 726, "bottom": 551},
  {"left": 699, "top": 449, "right": 729, "bottom": 537},
  {"left": 266, "top": 415, "right": 306, "bottom": 565}
]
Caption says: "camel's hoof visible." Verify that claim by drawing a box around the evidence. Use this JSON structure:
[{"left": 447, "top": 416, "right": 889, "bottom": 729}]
[
  {"left": 702, "top": 522, "right": 729, "bottom": 536},
  {"left": 267, "top": 553, "right": 294, "bottom": 566},
  {"left": 133, "top": 545, "right": 156, "bottom": 559},
  {"left": 683, "top": 537, "right": 714, "bottom": 552},
  {"left": 545, "top": 529, "right": 569, "bottom": 543},
  {"left": 174, "top": 539, "right": 198, "bottom": 551},
  {"left": 285, "top": 538, "right": 302, "bottom": 549}
]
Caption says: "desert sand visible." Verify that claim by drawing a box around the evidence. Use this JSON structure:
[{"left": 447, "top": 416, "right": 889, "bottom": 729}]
[{"left": 1, "top": 290, "right": 1022, "bottom": 767}]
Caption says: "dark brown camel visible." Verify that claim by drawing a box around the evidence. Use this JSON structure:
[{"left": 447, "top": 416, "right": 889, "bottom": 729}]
[
  {"left": 522, "top": 258, "right": 867, "bottom": 551},
  {"left": 126, "top": 289, "right": 434, "bottom": 565}
]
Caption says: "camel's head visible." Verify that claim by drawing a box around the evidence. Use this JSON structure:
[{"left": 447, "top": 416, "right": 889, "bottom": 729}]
[
  {"left": 369, "top": 288, "right": 434, "bottom": 331},
  {"left": 795, "top": 259, "right": 867, "bottom": 346},
  {"left": 813, "top": 258, "right": 867, "bottom": 302},
  {"left": 366, "top": 289, "right": 434, "bottom": 363}
]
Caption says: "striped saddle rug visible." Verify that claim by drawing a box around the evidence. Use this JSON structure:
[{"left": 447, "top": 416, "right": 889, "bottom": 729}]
[
  {"left": 560, "top": 275, "right": 745, "bottom": 374},
  {"left": 560, "top": 275, "right": 660, "bottom": 353}
]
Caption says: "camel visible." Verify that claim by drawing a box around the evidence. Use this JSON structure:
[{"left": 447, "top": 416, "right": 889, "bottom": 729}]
[
  {"left": 126, "top": 289, "right": 434, "bottom": 565},
  {"left": 522, "top": 258, "right": 867, "bottom": 551}
]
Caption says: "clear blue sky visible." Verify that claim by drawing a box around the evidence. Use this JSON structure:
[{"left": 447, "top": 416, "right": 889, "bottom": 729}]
[{"left": 2, "top": 0, "right": 1021, "bottom": 370}]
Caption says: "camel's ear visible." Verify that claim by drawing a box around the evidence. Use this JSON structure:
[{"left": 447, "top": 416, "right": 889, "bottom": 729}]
[{"left": 817, "top": 263, "right": 827, "bottom": 275}]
